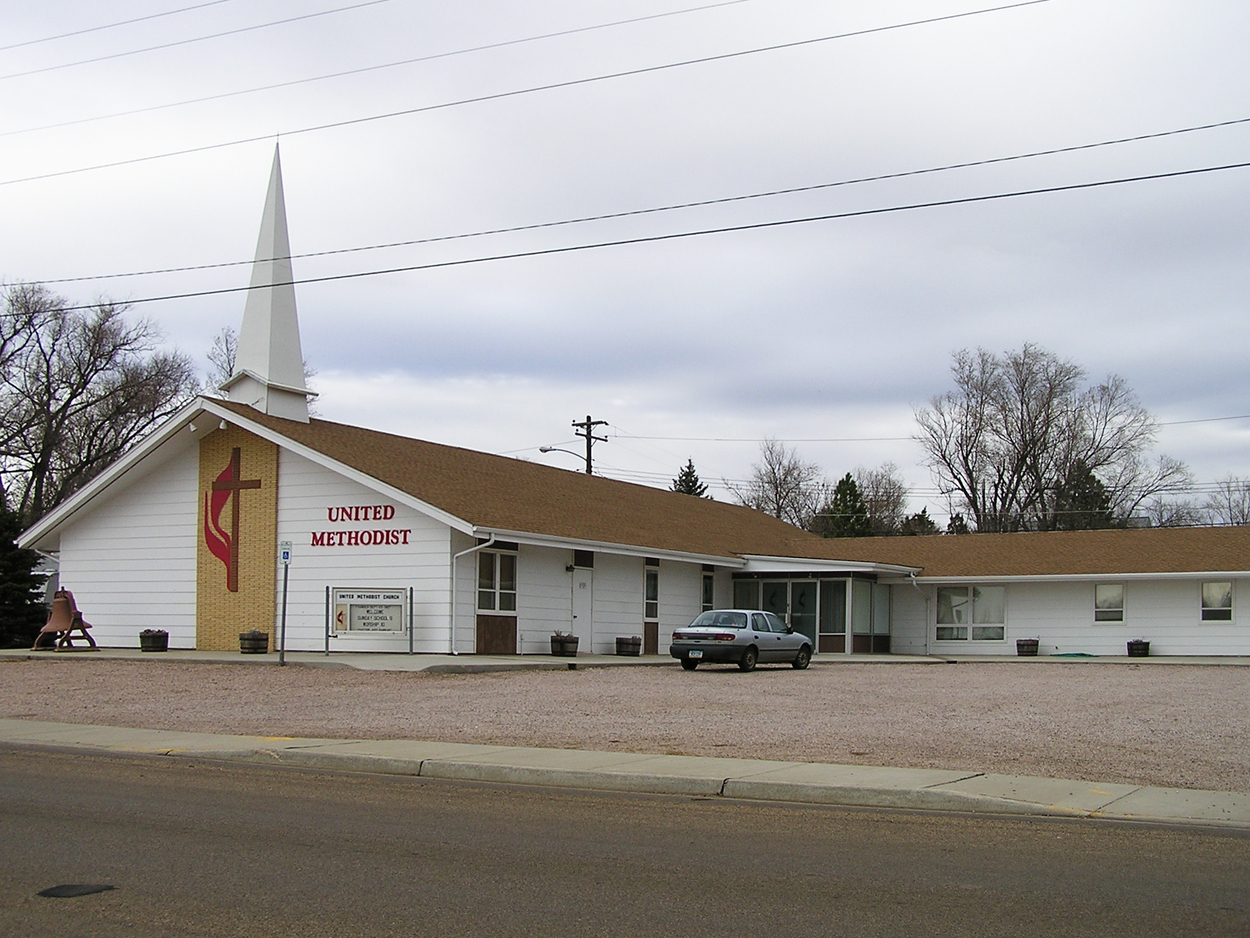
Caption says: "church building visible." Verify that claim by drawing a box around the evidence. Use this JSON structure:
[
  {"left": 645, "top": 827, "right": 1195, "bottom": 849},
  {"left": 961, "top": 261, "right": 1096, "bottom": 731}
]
[{"left": 20, "top": 151, "right": 1250, "bottom": 658}]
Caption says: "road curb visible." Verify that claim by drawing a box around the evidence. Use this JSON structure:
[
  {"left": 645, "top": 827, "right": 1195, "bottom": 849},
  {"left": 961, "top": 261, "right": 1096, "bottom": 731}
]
[{"left": 3, "top": 719, "right": 1248, "bottom": 830}]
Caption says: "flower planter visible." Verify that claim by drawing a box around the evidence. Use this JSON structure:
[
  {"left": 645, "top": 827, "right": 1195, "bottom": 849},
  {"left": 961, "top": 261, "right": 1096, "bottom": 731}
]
[
  {"left": 1127, "top": 639, "right": 1150, "bottom": 658},
  {"left": 139, "top": 629, "right": 168, "bottom": 652},
  {"left": 550, "top": 634, "right": 579, "bottom": 657},
  {"left": 615, "top": 635, "right": 642, "bottom": 656},
  {"left": 1015, "top": 638, "right": 1039, "bottom": 657},
  {"left": 239, "top": 630, "right": 269, "bottom": 654}
]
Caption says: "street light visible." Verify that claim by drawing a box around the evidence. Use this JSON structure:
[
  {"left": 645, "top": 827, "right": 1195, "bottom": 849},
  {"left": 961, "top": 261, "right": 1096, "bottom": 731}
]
[
  {"left": 540, "top": 415, "right": 607, "bottom": 475},
  {"left": 539, "top": 445, "right": 588, "bottom": 474}
]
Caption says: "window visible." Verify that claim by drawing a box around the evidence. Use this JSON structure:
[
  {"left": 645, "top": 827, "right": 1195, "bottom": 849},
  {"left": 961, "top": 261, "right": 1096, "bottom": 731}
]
[
  {"left": 764, "top": 612, "right": 789, "bottom": 633},
  {"left": 477, "top": 550, "right": 517, "bottom": 612},
  {"left": 733, "top": 579, "right": 760, "bottom": 609},
  {"left": 644, "top": 561, "right": 659, "bottom": 620},
  {"left": 1094, "top": 584, "right": 1124, "bottom": 623},
  {"left": 936, "top": 586, "right": 1006, "bottom": 641},
  {"left": 692, "top": 610, "right": 746, "bottom": 629},
  {"left": 702, "top": 573, "right": 715, "bottom": 611},
  {"left": 573, "top": 549, "right": 594, "bottom": 568},
  {"left": 1202, "top": 581, "right": 1233, "bottom": 621}
]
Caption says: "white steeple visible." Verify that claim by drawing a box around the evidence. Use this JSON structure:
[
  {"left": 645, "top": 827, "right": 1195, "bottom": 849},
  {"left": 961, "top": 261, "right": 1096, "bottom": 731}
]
[{"left": 221, "top": 144, "right": 315, "bottom": 422}]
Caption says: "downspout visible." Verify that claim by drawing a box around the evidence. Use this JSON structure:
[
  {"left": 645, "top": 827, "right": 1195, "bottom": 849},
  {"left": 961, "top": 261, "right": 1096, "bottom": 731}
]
[
  {"left": 909, "top": 571, "right": 931, "bottom": 656},
  {"left": 450, "top": 535, "right": 495, "bottom": 656}
]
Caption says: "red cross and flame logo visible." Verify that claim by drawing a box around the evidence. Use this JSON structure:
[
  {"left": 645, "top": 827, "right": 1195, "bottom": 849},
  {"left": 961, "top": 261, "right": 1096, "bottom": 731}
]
[{"left": 204, "top": 447, "right": 262, "bottom": 592}]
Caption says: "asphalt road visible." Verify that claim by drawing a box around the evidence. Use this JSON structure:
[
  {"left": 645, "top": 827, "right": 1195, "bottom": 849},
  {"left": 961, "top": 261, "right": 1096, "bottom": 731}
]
[{"left": 1, "top": 748, "right": 1247, "bottom": 938}]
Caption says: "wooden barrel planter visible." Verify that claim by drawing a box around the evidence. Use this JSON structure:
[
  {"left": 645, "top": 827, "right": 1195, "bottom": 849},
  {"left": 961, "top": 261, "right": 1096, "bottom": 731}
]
[
  {"left": 1015, "top": 638, "right": 1039, "bottom": 657},
  {"left": 615, "top": 636, "right": 642, "bottom": 656},
  {"left": 1127, "top": 639, "right": 1150, "bottom": 657},
  {"left": 550, "top": 634, "right": 579, "bottom": 657},
  {"left": 139, "top": 629, "right": 168, "bottom": 652},
  {"left": 239, "top": 630, "right": 270, "bottom": 654}
]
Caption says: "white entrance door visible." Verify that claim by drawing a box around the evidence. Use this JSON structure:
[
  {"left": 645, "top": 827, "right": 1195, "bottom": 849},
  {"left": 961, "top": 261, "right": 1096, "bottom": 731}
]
[{"left": 571, "top": 569, "right": 593, "bottom": 652}]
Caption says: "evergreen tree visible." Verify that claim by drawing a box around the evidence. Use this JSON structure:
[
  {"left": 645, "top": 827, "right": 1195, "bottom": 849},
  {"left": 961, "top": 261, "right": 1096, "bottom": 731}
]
[
  {"left": 0, "top": 503, "right": 46, "bottom": 648},
  {"left": 946, "top": 512, "right": 971, "bottom": 535},
  {"left": 1052, "top": 460, "right": 1118, "bottom": 530},
  {"left": 814, "top": 473, "right": 873, "bottom": 537},
  {"left": 670, "top": 458, "right": 710, "bottom": 497},
  {"left": 900, "top": 507, "right": 940, "bottom": 536}
]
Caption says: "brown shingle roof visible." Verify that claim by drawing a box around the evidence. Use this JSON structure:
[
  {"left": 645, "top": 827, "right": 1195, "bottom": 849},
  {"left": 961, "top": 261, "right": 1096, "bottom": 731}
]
[
  {"left": 788, "top": 526, "right": 1250, "bottom": 577},
  {"left": 220, "top": 402, "right": 1250, "bottom": 577},
  {"left": 220, "top": 402, "right": 823, "bottom": 560}
]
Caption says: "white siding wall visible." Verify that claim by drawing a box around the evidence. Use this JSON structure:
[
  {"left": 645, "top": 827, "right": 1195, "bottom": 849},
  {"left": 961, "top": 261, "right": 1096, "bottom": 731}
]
[
  {"left": 889, "top": 583, "right": 929, "bottom": 654},
  {"left": 518, "top": 545, "right": 573, "bottom": 654},
  {"left": 56, "top": 445, "right": 200, "bottom": 648},
  {"left": 659, "top": 559, "right": 703, "bottom": 636},
  {"left": 450, "top": 530, "right": 477, "bottom": 653},
  {"left": 919, "top": 578, "right": 1250, "bottom": 656},
  {"left": 590, "top": 553, "right": 647, "bottom": 652},
  {"left": 276, "top": 450, "right": 452, "bottom": 653},
  {"left": 508, "top": 550, "right": 711, "bottom": 654}
]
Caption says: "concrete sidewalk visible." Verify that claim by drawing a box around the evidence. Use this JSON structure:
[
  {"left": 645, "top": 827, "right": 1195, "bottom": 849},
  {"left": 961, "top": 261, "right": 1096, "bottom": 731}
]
[
  {"left": 4, "top": 647, "right": 1247, "bottom": 672},
  {"left": 0, "top": 648, "right": 943, "bottom": 671},
  {"left": 2, "top": 718, "right": 1247, "bottom": 830}
]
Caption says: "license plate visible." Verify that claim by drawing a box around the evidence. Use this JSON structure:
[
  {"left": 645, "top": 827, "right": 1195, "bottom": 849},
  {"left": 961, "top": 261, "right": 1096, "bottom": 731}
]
[{"left": 688, "top": 649, "right": 703, "bottom": 658}]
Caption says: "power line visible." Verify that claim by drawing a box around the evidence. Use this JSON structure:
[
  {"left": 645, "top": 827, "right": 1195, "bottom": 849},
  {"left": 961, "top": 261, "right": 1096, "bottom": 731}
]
[
  {"left": 1160, "top": 413, "right": 1250, "bottom": 426},
  {"left": 43, "top": 157, "right": 1250, "bottom": 313},
  {"left": 614, "top": 434, "right": 913, "bottom": 443},
  {"left": 0, "top": 0, "right": 1052, "bottom": 187},
  {"left": 1, "top": 0, "right": 757, "bottom": 139},
  {"left": 33, "top": 114, "right": 1250, "bottom": 287},
  {"left": 610, "top": 411, "right": 1250, "bottom": 443},
  {"left": 0, "top": 0, "right": 395, "bottom": 82},
  {"left": 0, "top": 0, "right": 241, "bottom": 52}
]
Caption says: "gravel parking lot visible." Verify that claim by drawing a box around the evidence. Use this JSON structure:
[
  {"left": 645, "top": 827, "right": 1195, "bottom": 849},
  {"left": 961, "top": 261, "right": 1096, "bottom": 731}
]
[{"left": 2, "top": 657, "right": 1247, "bottom": 791}]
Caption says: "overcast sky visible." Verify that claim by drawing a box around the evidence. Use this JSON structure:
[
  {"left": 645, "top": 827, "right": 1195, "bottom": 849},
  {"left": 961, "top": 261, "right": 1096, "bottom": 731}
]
[{"left": 3, "top": 0, "right": 1248, "bottom": 519}]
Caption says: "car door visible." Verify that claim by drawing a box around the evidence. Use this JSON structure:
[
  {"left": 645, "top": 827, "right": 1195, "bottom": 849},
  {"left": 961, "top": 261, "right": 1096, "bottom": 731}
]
[
  {"left": 749, "top": 613, "right": 776, "bottom": 661},
  {"left": 755, "top": 612, "right": 783, "bottom": 662},
  {"left": 766, "top": 611, "right": 803, "bottom": 658}
]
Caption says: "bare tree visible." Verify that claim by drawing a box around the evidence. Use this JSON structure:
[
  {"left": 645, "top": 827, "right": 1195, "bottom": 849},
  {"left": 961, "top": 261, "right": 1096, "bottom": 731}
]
[
  {"left": 1205, "top": 476, "right": 1250, "bottom": 526},
  {"left": 727, "top": 438, "right": 829, "bottom": 529},
  {"left": 0, "top": 284, "right": 198, "bottom": 525},
  {"left": 915, "top": 344, "right": 1189, "bottom": 532},
  {"left": 855, "top": 462, "right": 908, "bottom": 535},
  {"left": 206, "top": 326, "right": 237, "bottom": 393},
  {"left": 1143, "top": 494, "right": 1203, "bottom": 528}
]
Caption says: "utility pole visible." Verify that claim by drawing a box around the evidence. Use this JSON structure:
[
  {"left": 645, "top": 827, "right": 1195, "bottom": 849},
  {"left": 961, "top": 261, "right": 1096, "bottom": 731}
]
[{"left": 572, "top": 415, "right": 608, "bottom": 475}]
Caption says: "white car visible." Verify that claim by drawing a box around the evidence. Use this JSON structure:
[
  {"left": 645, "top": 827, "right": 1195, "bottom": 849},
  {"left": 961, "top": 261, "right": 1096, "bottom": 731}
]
[{"left": 669, "top": 609, "right": 812, "bottom": 672}]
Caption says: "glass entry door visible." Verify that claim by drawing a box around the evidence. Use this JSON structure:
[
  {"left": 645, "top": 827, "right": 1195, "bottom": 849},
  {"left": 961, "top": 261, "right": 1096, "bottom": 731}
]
[{"left": 790, "top": 581, "right": 817, "bottom": 645}]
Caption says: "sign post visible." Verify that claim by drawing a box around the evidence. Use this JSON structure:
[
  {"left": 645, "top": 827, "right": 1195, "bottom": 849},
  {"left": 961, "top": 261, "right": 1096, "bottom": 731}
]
[{"left": 278, "top": 541, "right": 292, "bottom": 666}]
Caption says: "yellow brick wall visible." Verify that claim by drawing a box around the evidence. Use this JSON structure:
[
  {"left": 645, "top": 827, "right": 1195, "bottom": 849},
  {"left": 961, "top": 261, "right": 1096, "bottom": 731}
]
[{"left": 196, "top": 425, "right": 279, "bottom": 651}]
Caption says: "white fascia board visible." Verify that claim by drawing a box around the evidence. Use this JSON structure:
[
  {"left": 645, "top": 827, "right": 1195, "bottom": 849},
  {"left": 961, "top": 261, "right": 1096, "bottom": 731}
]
[
  {"left": 889, "top": 571, "right": 1250, "bottom": 585},
  {"left": 18, "top": 397, "right": 208, "bottom": 550},
  {"left": 474, "top": 527, "right": 744, "bottom": 568},
  {"left": 219, "top": 369, "right": 317, "bottom": 398},
  {"left": 197, "top": 400, "right": 473, "bottom": 536},
  {"left": 739, "top": 555, "right": 920, "bottom": 576}
]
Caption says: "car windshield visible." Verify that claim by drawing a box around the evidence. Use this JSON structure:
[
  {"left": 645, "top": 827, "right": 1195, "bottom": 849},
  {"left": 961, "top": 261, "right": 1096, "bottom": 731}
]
[{"left": 690, "top": 611, "right": 748, "bottom": 629}]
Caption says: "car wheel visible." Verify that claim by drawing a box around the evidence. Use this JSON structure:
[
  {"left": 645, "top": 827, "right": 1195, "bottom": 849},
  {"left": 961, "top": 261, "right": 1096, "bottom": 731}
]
[
  {"left": 737, "top": 646, "right": 758, "bottom": 672},
  {"left": 680, "top": 658, "right": 698, "bottom": 671},
  {"left": 792, "top": 645, "right": 812, "bottom": 670}
]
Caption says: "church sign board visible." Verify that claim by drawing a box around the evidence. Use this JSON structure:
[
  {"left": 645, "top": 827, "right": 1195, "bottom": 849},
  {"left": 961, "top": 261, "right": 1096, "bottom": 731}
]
[{"left": 333, "top": 589, "right": 406, "bottom": 634}]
